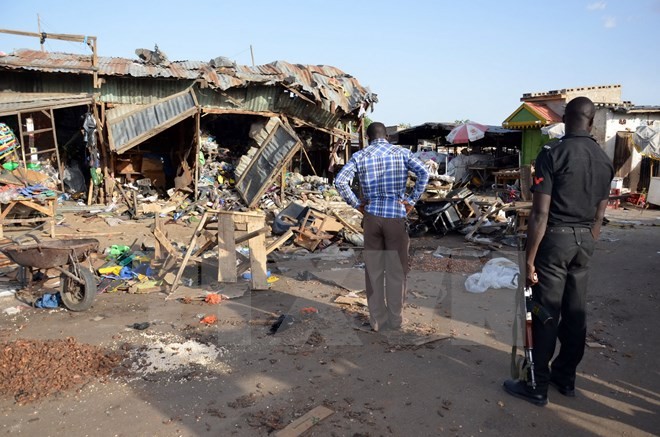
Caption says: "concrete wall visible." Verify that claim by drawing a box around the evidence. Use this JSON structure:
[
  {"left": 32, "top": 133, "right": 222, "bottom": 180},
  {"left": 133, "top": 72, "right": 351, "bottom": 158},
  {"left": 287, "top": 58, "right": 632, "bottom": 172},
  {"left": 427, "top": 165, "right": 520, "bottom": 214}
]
[{"left": 565, "top": 85, "right": 622, "bottom": 104}]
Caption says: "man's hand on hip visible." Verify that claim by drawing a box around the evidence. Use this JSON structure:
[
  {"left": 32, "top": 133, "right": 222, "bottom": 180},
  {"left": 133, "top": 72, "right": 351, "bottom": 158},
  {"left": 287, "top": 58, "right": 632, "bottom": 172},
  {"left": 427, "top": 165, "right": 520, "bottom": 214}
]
[{"left": 400, "top": 200, "right": 414, "bottom": 215}]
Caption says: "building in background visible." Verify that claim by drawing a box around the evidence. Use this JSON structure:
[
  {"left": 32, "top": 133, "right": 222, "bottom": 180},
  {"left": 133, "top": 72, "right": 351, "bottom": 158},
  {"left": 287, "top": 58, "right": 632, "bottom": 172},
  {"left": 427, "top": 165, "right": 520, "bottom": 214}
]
[{"left": 503, "top": 84, "right": 660, "bottom": 192}]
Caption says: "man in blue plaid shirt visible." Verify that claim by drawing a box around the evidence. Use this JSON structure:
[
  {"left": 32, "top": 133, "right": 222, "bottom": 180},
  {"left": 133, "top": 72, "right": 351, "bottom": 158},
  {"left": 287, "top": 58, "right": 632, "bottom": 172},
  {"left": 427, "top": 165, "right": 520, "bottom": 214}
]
[{"left": 335, "top": 122, "right": 429, "bottom": 331}]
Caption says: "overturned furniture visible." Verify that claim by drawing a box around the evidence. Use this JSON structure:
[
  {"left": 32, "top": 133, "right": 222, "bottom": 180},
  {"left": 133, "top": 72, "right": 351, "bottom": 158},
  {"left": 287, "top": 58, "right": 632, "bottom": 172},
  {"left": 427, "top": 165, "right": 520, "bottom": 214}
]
[
  {"left": 292, "top": 208, "right": 343, "bottom": 252},
  {"left": 164, "top": 210, "right": 270, "bottom": 292},
  {"left": 0, "top": 196, "right": 57, "bottom": 239}
]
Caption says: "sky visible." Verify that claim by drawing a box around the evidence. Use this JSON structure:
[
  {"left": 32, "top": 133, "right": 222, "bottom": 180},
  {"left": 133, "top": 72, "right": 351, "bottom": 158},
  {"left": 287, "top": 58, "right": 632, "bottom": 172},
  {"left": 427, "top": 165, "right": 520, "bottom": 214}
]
[{"left": 2, "top": 0, "right": 660, "bottom": 127}]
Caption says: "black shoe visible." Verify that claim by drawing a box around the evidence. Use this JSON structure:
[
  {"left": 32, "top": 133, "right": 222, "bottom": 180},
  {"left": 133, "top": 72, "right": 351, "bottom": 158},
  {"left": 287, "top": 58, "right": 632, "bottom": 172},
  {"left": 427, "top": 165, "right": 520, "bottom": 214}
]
[
  {"left": 549, "top": 377, "right": 575, "bottom": 397},
  {"left": 503, "top": 379, "right": 548, "bottom": 406}
]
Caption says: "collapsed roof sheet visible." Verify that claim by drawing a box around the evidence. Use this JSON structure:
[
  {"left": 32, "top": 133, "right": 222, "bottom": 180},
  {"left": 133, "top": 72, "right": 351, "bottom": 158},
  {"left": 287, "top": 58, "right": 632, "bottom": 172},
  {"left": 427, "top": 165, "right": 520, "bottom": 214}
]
[
  {"left": 0, "top": 92, "right": 93, "bottom": 116},
  {"left": 0, "top": 49, "right": 376, "bottom": 115}
]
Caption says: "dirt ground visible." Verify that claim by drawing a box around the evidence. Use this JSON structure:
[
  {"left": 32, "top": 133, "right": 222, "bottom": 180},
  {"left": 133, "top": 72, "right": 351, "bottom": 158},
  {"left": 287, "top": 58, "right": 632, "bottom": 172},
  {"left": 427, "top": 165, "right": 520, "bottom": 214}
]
[{"left": 0, "top": 204, "right": 658, "bottom": 436}]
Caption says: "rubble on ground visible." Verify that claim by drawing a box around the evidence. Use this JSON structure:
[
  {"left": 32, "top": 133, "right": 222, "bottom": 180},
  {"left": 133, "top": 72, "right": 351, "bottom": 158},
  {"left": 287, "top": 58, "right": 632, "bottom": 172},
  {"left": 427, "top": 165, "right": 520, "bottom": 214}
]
[{"left": 0, "top": 337, "right": 124, "bottom": 404}]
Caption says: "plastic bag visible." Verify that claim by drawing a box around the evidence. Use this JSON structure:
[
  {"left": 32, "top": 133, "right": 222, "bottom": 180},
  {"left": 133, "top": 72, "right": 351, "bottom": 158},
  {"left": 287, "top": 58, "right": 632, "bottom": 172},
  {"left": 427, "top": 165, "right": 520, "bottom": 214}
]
[{"left": 464, "top": 257, "right": 519, "bottom": 293}]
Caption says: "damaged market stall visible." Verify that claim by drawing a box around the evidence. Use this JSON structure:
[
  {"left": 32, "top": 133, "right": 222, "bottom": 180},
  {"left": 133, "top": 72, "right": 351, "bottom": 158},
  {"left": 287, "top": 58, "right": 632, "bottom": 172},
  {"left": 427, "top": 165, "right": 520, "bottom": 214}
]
[
  {"left": 394, "top": 122, "right": 522, "bottom": 189},
  {"left": 0, "top": 42, "right": 376, "bottom": 212}
]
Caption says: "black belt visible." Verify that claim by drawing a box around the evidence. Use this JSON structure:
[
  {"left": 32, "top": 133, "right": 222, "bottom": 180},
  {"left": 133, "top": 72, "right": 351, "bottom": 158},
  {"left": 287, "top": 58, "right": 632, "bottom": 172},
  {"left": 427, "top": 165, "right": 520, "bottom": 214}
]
[{"left": 546, "top": 226, "right": 591, "bottom": 233}]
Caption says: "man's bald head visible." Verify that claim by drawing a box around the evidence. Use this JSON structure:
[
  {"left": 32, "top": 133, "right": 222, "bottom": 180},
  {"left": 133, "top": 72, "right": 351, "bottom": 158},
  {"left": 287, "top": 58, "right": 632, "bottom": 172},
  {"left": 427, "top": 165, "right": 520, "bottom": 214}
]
[
  {"left": 366, "top": 122, "right": 387, "bottom": 141},
  {"left": 563, "top": 97, "right": 596, "bottom": 133}
]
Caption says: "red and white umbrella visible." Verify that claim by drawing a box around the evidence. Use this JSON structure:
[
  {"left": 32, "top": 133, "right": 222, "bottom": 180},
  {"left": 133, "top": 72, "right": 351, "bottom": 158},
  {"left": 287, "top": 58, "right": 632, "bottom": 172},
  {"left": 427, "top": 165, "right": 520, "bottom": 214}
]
[{"left": 446, "top": 122, "right": 488, "bottom": 144}]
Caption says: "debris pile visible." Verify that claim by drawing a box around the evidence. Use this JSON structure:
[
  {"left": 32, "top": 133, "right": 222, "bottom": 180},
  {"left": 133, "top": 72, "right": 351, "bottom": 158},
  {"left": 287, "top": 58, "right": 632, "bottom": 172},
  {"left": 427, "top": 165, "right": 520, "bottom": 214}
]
[
  {"left": 409, "top": 185, "right": 529, "bottom": 247},
  {"left": 0, "top": 123, "right": 60, "bottom": 201},
  {"left": 97, "top": 244, "right": 162, "bottom": 294},
  {"left": 0, "top": 338, "right": 124, "bottom": 404}
]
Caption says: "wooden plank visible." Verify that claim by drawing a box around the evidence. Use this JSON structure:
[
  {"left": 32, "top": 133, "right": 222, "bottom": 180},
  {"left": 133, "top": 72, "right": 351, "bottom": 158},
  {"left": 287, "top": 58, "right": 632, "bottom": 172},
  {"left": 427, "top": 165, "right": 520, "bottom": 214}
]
[
  {"left": 153, "top": 216, "right": 163, "bottom": 259},
  {"left": 209, "top": 209, "right": 265, "bottom": 218},
  {"left": 14, "top": 199, "right": 53, "bottom": 216},
  {"left": 332, "top": 210, "right": 361, "bottom": 234},
  {"left": 275, "top": 405, "right": 333, "bottom": 437},
  {"left": 266, "top": 229, "right": 294, "bottom": 255},
  {"left": 87, "top": 179, "right": 94, "bottom": 206},
  {"left": 52, "top": 232, "right": 123, "bottom": 238},
  {"left": 235, "top": 226, "right": 269, "bottom": 245},
  {"left": 154, "top": 227, "right": 180, "bottom": 260},
  {"left": 193, "top": 230, "right": 218, "bottom": 258},
  {"left": 170, "top": 212, "right": 208, "bottom": 292},
  {"left": 247, "top": 217, "right": 268, "bottom": 290},
  {"left": 217, "top": 214, "right": 237, "bottom": 283}
]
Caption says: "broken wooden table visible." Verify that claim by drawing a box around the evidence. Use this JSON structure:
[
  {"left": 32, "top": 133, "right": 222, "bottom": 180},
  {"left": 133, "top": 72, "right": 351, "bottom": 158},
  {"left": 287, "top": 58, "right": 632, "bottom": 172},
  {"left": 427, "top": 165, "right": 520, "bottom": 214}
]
[
  {"left": 0, "top": 197, "right": 56, "bottom": 239},
  {"left": 292, "top": 208, "right": 343, "bottom": 252},
  {"left": 167, "top": 210, "right": 270, "bottom": 293}
]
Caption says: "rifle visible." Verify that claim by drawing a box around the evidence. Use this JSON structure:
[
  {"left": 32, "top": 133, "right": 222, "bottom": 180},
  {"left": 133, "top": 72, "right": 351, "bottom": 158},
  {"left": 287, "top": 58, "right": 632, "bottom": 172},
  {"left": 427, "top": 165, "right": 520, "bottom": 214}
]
[
  {"left": 511, "top": 260, "right": 553, "bottom": 387},
  {"left": 523, "top": 285, "right": 537, "bottom": 389}
]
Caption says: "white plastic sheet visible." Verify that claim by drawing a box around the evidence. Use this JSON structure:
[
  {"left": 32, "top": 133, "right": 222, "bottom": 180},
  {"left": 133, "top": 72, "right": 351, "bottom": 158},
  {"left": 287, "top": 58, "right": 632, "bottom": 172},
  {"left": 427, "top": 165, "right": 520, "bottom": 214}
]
[{"left": 464, "top": 257, "right": 519, "bottom": 293}]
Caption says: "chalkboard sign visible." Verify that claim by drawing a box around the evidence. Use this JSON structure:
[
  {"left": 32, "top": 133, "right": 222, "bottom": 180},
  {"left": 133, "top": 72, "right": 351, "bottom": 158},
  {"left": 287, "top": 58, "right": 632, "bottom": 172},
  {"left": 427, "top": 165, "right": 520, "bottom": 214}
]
[{"left": 235, "top": 120, "right": 301, "bottom": 207}]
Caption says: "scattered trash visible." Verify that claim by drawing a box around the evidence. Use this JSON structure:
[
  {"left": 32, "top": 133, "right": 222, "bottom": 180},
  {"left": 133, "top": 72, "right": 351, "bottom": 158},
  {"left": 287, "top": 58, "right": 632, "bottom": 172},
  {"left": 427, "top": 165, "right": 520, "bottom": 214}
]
[
  {"left": 204, "top": 293, "right": 225, "bottom": 305},
  {"left": 3, "top": 306, "right": 25, "bottom": 316},
  {"left": 0, "top": 286, "right": 20, "bottom": 298},
  {"left": 300, "top": 307, "right": 319, "bottom": 315},
  {"left": 464, "top": 257, "right": 519, "bottom": 293},
  {"left": 131, "top": 322, "right": 151, "bottom": 330},
  {"left": 34, "top": 293, "right": 61, "bottom": 309},
  {"left": 200, "top": 314, "right": 218, "bottom": 325}
]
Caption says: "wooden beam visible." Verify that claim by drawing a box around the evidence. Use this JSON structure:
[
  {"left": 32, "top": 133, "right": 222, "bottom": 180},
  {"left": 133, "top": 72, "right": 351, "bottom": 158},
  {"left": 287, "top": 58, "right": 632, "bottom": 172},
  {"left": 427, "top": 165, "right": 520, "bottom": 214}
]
[
  {"left": 217, "top": 213, "right": 237, "bottom": 283},
  {"left": 247, "top": 217, "right": 268, "bottom": 290},
  {"left": 235, "top": 226, "right": 269, "bottom": 245},
  {"left": 170, "top": 212, "right": 209, "bottom": 291},
  {"left": 332, "top": 210, "right": 361, "bottom": 234},
  {"left": 266, "top": 229, "right": 294, "bottom": 255}
]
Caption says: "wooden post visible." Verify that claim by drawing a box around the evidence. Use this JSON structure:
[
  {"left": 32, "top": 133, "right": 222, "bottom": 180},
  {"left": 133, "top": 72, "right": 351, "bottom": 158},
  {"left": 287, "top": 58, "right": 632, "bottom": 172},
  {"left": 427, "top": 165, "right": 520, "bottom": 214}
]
[
  {"left": 47, "top": 109, "right": 65, "bottom": 192},
  {"left": 154, "top": 216, "right": 163, "bottom": 259},
  {"left": 87, "top": 179, "right": 94, "bottom": 206},
  {"left": 301, "top": 146, "right": 317, "bottom": 176},
  {"left": 171, "top": 212, "right": 209, "bottom": 291},
  {"left": 194, "top": 110, "right": 201, "bottom": 201},
  {"left": 247, "top": 216, "right": 268, "bottom": 290},
  {"left": 217, "top": 213, "right": 237, "bottom": 283},
  {"left": 49, "top": 198, "right": 56, "bottom": 238}
]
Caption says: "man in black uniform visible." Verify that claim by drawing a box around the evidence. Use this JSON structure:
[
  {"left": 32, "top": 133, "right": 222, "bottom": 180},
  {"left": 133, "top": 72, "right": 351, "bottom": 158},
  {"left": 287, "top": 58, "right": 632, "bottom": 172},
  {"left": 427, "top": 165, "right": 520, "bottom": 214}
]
[{"left": 504, "top": 96, "right": 614, "bottom": 406}]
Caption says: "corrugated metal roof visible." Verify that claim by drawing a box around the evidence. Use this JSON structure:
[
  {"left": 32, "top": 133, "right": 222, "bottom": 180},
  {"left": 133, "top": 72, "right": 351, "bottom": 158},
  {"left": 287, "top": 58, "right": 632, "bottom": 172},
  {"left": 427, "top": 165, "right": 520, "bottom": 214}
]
[
  {"left": 0, "top": 92, "right": 93, "bottom": 116},
  {"left": 107, "top": 88, "right": 197, "bottom": 153},
  {"left": 0, "top": 49, "right": 376, "bottom": 115}
]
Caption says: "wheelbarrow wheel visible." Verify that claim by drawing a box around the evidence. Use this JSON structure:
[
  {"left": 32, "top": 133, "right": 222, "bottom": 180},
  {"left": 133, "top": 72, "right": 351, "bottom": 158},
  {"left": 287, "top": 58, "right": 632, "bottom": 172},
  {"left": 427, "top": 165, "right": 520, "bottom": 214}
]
[{"left": 60, "top": 266, "right": 96, "bottom": 311}]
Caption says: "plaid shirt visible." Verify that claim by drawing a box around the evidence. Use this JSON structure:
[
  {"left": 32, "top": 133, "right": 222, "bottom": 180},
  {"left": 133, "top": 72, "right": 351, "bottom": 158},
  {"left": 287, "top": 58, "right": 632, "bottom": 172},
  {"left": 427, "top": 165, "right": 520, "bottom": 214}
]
[{"left": 335, "top": 138, "right": 429, "bottom": 218}]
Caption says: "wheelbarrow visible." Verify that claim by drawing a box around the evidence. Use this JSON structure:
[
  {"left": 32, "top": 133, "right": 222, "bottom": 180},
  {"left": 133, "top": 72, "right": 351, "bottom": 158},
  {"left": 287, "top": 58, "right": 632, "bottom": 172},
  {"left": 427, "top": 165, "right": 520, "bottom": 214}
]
[{"left": 1, "top": 236, "right": 100, "bottom": 311}]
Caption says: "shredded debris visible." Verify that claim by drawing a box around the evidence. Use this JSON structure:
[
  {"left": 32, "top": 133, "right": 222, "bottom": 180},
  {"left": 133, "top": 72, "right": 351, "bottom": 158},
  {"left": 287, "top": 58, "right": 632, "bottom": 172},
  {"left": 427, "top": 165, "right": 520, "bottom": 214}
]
[{"left": 0, "top": 338, "right": 124, "bottom": 405}]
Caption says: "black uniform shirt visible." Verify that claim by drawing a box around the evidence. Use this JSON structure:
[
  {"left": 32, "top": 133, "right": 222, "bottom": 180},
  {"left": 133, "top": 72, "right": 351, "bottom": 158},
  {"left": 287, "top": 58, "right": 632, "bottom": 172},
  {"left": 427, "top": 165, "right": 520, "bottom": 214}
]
[{"left": 531, "top": 130, "right": 614, "bottom": 227}]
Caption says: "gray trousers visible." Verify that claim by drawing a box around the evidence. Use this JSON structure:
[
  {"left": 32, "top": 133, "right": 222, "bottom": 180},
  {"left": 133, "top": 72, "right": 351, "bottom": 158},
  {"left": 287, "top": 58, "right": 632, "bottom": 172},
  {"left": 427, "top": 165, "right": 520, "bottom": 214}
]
[{"left": 363, "top": 213, "right": 409, "bottom": 330}]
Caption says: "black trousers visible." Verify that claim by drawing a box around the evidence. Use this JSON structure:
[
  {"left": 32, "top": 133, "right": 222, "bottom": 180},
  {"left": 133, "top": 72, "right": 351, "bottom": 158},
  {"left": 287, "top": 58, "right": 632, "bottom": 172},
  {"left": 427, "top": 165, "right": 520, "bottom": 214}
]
[{"left": 531, "top": 226, "right": 596, "bottom": 391}]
